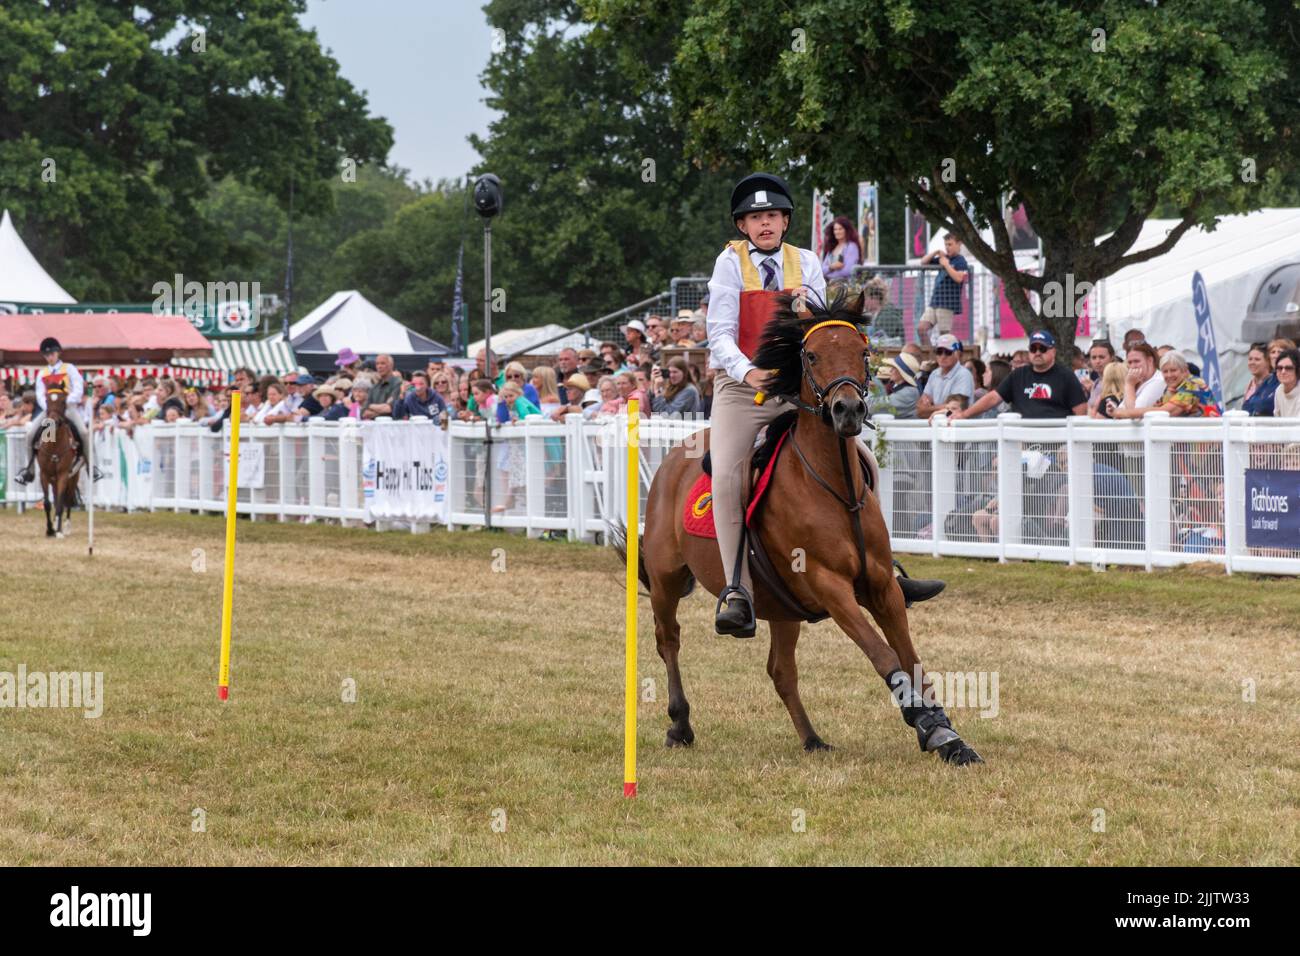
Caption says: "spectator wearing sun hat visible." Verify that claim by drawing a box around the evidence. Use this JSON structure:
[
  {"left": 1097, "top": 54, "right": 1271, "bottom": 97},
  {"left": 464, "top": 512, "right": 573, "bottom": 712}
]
[
  {"left": 335, "top": 347, "right": 362, "bottom": 376},
  {"left": 670, "top": 311, "right": 696, "bottom": 347},
  {"left": 869, "top": 352, "right": 922, "bottom": 419},
  {"left": 622, "top": 318, "right": 657, "bottom": 364},
  {"left": 580, "top": 388, "right": 602, "bottom": 421},
  {"left": 549, "top": 372, "right": 593, "bottom": 420}
]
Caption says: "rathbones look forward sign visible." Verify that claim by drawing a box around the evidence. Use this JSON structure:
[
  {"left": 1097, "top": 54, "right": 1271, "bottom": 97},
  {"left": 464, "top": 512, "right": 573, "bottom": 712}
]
[{"left": 1244, "top": 468, "right": 1300, "bottom": 548}]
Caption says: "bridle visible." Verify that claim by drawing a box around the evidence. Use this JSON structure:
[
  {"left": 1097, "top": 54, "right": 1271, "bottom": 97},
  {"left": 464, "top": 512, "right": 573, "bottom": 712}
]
[
  {"left": 44, "top": 387, "right": 69, "bottom": 423},
  {"left": 783, "top": 318, "right": 875, "bottom": 593},
  {"left": 785, "top": 319, "right": 874, "bottom": 429}
]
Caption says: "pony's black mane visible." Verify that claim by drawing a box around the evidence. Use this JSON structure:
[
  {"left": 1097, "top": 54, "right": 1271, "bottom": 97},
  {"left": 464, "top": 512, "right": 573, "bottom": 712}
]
[{"left": 752, "top": 287, "right": 864, "bottom": 399}]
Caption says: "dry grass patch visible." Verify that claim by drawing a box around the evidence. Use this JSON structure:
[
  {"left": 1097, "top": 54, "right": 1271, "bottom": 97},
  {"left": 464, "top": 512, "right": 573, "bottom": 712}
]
[{"left": 0, "top": 510, "right": 1296, "bottom": 865}]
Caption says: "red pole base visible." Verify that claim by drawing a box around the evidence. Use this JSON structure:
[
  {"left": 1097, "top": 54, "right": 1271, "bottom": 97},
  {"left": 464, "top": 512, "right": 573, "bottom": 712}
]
[
  {"left": 218, "top": 685, "right": 229, "bottom": 701},
  {"left": 623, "top": 782, "right": 637, "bottom": 798}
]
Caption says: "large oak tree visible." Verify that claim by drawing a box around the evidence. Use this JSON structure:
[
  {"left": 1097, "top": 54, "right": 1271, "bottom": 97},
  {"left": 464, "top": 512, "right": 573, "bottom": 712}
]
[{"left": 593, "top": 0, "right": 1300, "bottom": 346}]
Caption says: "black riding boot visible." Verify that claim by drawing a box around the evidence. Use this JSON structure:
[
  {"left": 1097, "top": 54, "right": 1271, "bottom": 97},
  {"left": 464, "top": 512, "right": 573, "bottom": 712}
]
[
  {"left": 16, "top": 442, "right": 37, "bottom": 484},
  {"left": 894, "top": 560, "right": 945, "bottom": 607},
  {"left": 714, "top": 586, "right": 756, "bottom": 638},
  {"left": 715, "top": 527, "right": 757, "bottom": 638}
]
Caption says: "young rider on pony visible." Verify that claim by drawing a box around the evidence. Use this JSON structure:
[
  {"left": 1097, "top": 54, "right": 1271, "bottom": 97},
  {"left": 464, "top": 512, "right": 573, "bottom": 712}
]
[
  {"left": 16, "top": 336, "right": 96, "bottom": 485},
  {"left": 707, "top": 173, "right": 942, "bottom": 637}
]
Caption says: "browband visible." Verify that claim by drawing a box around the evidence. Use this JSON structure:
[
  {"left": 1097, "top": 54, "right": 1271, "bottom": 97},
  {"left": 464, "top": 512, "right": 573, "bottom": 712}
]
[{"left": 803, "top": 319, "right": 867, "bottom": 343}]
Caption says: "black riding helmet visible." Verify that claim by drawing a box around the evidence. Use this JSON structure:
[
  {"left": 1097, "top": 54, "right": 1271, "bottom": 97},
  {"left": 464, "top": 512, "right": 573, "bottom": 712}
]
[
  {"left": 730, "top": 173, "right": 795, "bottom": 239},
  {"left": 40, "top": 336, "right": 63, "bottom": 354}
]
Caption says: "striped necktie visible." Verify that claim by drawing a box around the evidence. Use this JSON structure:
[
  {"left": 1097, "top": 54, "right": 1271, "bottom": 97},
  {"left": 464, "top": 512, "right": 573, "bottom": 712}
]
[{"left": 760, "top": 257, "right": 777, "bottom": 291}]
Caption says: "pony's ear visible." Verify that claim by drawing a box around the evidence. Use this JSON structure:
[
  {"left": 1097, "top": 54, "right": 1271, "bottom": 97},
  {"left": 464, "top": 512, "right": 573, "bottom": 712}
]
[
  {"left": 790, "top": 290, "right": 812, "bottom": 319},
  {"left": 845, "top": 291, "right": 866, "bottom": 316}
]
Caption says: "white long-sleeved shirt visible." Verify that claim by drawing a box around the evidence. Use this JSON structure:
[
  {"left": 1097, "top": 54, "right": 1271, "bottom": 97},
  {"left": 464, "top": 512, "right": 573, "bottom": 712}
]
[
  {"left": 34, "top": 360, "right": 85, "bottom": 412},
  {"left": 706, "top": 243, "right": 826, "bottom": 383}
]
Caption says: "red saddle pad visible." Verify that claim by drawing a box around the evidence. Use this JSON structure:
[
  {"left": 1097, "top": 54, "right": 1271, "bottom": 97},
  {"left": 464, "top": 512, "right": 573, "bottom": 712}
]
[{"left": 682, "top": 430, "right": 790, "bottom": 539}]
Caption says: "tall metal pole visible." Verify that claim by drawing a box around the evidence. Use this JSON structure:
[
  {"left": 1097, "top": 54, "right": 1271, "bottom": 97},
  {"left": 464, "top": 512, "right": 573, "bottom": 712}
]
[{"left": 483, "top": 219, "right": 493, "bottom": 529}]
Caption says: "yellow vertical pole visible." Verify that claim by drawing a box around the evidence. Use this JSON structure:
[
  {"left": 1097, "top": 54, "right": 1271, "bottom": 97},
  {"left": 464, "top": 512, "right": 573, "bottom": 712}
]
[
  {"left": 218, "top": 390, "right": 241, "bottom": 701},
  {"left": 623, "top": 399, "right": 639, "bottom": 798}
]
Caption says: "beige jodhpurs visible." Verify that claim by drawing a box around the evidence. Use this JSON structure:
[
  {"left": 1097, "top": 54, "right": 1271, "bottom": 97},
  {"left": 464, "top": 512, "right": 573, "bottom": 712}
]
[{"left": 709, "top": 371, "right": 791, "bottom": 596}]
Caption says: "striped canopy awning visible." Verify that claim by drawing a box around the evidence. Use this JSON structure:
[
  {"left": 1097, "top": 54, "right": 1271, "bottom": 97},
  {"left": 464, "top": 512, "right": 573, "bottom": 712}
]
[
  {"left": 0, "top": 364, "right": 223, "bottom": 386},
  {"left": 172, "top": 338, "right": 298, "bottom": 383}
]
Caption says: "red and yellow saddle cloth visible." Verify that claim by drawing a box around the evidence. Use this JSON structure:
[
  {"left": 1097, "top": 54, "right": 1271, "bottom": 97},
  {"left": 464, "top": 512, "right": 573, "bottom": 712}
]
[
  {"left": 683, "top": 429, "right": 792, "bottom": 539},
  {"left": 731, "top": 239, "right": 802, "bottom": 360}
]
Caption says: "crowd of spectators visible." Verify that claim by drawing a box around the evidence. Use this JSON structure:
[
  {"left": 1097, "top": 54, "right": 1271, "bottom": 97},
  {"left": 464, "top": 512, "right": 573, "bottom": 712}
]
[
  {"left": 861, "top": 330, "right": 1300, "bottom": 423},
  {"left": 2, "top": 326, "right": 1296, "bottom": 440},
  {"left": 0, "top": 323, "right": 719, "bottom": 441}
]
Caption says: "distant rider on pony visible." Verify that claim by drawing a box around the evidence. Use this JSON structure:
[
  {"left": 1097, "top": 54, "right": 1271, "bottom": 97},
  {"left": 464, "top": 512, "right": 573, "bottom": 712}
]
[
  {"left": 707, "top": 173, "right": 943, "bottom": 637},
  {"left": 16, "top": 336, "right": 98, "bottom": 485}
]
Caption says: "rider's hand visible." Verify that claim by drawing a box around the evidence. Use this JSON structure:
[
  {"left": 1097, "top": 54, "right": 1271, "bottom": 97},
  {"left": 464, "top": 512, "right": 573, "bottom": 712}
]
[{"left": 743, "top": 369, "right": 767, "bottom": 390}]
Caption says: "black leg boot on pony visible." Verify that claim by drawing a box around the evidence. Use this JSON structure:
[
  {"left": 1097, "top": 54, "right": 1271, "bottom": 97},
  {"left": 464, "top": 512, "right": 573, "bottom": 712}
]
[{"left": 885, "top": 668, "right": 983, "bottom": 765}]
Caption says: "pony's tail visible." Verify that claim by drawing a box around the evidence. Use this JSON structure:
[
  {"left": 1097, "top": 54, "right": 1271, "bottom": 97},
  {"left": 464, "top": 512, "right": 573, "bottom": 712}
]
[{"left": 607, "top": 521, "right": 695, "bottom": 598}]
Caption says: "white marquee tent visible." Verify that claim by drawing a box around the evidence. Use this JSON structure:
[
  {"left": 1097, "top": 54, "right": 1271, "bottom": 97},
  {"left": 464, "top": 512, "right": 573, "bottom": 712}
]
[
  {"left": 467, "top": 324, "right": 595, "bottom": 358},
  {"left": 0, "top": 209, "right": 76, "bottom": 304},
  {"left": 1096, "top": 208, "right": 1300, "bottom": 402},
  {"left": 273, "top": 290, "right": 452, "bottom": 370},
  {"left": 929, "top": 208, "right": 1300, "bottom": 401}
]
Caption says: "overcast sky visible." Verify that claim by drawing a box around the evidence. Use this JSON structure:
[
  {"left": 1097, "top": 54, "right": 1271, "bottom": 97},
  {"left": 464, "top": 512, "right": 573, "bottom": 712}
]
[{"left": 301, "top": 0, "right": 496, "bottom": 187}]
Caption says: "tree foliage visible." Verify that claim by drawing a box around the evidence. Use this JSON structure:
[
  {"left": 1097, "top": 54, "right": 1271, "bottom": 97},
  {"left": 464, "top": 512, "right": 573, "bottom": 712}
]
[
  {"left": 467, "top": 0, "right": 749, "bottom": 329},
  {"left": 595, "top": 0, "right": 1300, "bottom": 345},
  {"left": 0, "top": 0, "right": 391, "bottom": 299}
]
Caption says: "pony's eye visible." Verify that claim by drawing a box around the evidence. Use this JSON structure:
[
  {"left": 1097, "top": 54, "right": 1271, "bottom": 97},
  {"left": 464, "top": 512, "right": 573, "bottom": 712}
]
[{"left": 807, "top": 352, "right": 818, "bottom": 364}]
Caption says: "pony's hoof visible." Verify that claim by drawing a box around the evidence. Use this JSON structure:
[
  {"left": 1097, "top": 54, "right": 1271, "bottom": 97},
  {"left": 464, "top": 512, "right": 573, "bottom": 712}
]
[
  {"left": 665, "top": 726, "right": 695, "bottom": 748},
  {"left": 936, "top": 739, "right": 983, "bottom": 766},
  {"left": 803, "top": 736, "right": 833, "bottom": 752},
  {"left": 56, "top": 532, "right": 64, "bottom": 539}
]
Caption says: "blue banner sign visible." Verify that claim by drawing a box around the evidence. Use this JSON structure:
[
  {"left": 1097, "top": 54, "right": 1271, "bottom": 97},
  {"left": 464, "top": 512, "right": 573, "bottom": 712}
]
[
  {"left": 1244, "top": 468, "right": 1300, "bottom": 548},
  {"left": 1191, "top": 271, "right": 1224, "bottom": 409}
]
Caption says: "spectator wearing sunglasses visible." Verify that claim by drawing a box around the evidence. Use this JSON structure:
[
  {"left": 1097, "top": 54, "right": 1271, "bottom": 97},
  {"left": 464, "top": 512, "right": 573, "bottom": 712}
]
[
  {"left": 1274, "top": 349, "right": 1300, "bottom": 417},
  {"left": 916, "top": 334, "right": 974, "bottom": 419},
  {"left": 502, "top": 362, "right": 541, "bottom": 405},
  {"left": 952, "top": 330, "right": 1087, "bottom": 420}
]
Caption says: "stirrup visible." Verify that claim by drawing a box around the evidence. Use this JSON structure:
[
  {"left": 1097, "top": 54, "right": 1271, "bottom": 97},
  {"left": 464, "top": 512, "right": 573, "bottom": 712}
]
[{"left": 714, "top": 585, "right": 756, "bottom": 638}]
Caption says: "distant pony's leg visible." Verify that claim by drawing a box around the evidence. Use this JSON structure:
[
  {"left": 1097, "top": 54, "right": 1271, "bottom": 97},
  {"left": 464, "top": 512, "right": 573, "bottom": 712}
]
[
  {"left": 820, "top": 574, "right": 981, "bottom": 766},
  {"left": 43, "top": 480, "right": 55, "bottom": 537},
  {"left": 767, "top": 620, "right": 829, "bottom": 751},
  {"left": 650, "top": 568, "right": 695, "bottom": 747}
]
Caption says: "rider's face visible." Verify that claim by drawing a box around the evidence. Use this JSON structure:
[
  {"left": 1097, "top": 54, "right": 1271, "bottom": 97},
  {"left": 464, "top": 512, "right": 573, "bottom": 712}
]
[
  {"left": 737, "top": 211, "right": 789, "bottom": 252},
  {"left": 43, "top": 350, "right": 59, "bottom": 363}
]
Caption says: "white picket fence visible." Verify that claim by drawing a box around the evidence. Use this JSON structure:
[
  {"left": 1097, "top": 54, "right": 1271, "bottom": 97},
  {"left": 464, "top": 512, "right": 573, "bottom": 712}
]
[{"left": 4, "top": 412, "right": 1299, "bottom": 575}]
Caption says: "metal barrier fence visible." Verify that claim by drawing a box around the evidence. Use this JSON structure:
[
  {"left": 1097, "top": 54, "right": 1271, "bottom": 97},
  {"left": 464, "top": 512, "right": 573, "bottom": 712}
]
[
  {"left": 4, "top": 413, "right": 1299, "bottom": 575},
  {"left": 846, "top": 264, "right": 991, "bottom": 346}
]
